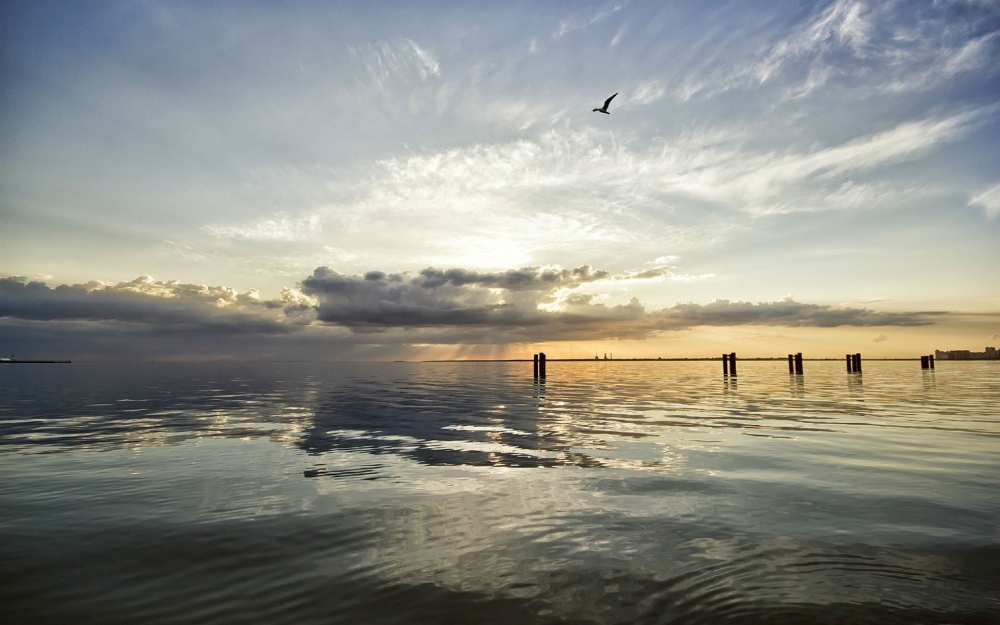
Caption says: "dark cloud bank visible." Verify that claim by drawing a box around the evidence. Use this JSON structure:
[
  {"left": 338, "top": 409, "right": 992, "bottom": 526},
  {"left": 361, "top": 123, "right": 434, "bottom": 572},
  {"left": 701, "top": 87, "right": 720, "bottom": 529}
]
[
  {"left": 299, "top": 266, "right": 940, "bottom": 340},
  {"left": 0, "top": 266, "right": 944, "bottom": 358},
  {"left": 0, "top": 275, "right": 315, "bottom": 333}
]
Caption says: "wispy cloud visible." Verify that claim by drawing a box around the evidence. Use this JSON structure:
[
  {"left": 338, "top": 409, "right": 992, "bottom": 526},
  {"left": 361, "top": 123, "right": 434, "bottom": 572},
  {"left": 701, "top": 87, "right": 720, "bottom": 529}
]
[
  {"left": 193, "top": 107, "right": 981, "bottom": 276},
  {"left": 628, "top": 81, "right": 666, "bottom": 106},
  {"left": 668, "top": 273, "right": 716, "bottom": 282},
  {"left": 677, "top": 0, "right": 871, "bottom": 99},
  {"left": 406, "top": 40, "right": 441, "bottom": 79},
  {"left": 676, "top": 0, "right": 999, "bottom": 100},
  {"left": 205, "top": 214, "right": 322, "bottom": 242},
  {"left": 610, "top": 23, "right": 627, "bottom": 48},
  {"left": 355, "top": 109, "right": 981, "bottom": 217},
  {"left": 969, "top": 181, "right": 1000, "bottom": 219},
  {"left": 348, "top": 40, "right": 441, "bottom": 92},
  {"left": 554, "top": 3, "right": 623, "bottom": 38},
  {"left": 753, "top": 0, "right": 870, "bottom": 84},
  {"left": 881, "top": 30, "right": 1000, "bottom": 93}
]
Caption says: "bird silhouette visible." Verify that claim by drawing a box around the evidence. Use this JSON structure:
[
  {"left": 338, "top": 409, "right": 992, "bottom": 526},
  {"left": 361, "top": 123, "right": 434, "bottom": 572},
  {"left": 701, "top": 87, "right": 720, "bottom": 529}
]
[{"left": 593, "top": 93, "right": 617, "bottom": 114}]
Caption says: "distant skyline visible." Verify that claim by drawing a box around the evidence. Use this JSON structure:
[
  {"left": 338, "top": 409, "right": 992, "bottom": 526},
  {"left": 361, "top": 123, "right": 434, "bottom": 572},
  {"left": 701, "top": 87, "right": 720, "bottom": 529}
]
[{"left": 1, "top": 0, "right": 998, "bottom": 360}]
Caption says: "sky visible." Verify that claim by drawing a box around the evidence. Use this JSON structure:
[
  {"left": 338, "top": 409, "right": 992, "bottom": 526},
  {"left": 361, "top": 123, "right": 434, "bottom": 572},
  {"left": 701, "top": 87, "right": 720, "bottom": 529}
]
[{"left": 1, "top": 0, "right": 998, "bottom": 361}]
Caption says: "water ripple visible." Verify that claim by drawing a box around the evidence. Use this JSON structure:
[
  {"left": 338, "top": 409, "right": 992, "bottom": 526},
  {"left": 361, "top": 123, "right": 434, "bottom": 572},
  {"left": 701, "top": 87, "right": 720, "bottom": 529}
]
[{"left": 2, "top": 360, "right": 998, "bottom": 623}]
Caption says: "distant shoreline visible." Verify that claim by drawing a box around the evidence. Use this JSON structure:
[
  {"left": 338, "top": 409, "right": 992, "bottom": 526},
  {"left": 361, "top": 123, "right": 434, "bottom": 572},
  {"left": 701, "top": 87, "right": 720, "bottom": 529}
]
[
  {"left": 4, "top": 358, "right": 993, "bottom": 364},
  {"left": 416, "top": 357, "right": 932, "bottom": 363},
  {"left": 0, "top": 360, "right": 72, "bottom": 364}
]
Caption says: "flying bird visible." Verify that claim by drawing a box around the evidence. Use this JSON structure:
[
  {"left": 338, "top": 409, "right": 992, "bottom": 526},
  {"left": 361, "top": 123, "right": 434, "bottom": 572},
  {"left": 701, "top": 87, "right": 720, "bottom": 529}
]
[{"left": 592, "top": 93, "right": 617, "bottom": 114}]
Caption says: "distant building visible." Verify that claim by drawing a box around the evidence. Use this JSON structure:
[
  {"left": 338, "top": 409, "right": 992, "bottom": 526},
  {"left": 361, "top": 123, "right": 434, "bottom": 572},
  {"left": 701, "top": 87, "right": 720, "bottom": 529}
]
[{"left": 934, "top": 347, "right": 999, "bottom": 360}]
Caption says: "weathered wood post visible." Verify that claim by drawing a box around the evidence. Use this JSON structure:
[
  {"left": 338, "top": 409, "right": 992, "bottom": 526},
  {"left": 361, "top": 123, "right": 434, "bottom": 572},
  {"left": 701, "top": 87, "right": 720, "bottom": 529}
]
[
  {"left": 539, "top": 352, "right": 547, "bottom": 379},
  {"left": 853, "top": 353, "right": 862, "bottom": 374},
  {"left": 794, "top": 352, "right": 803, "bottom": 375},
  {"left": 929, "top": 354, "right": 935, "bottom": 369},
  {"left": 729, "top": 352, "right": 737, "bottom": 377},
  {"left": 846, "top": 354, "right": 853, "bottom": 373},
  {"left": 921, "top": 355, "right": 929, "bottom": 369},
  {"left": 788, "top": 354, "right": 794, "bottom": 374},
  {"left": 723, "top": 353, "right": 729, "bottom": 376},
  {"left": 534, "top": 354, "right": 539, "bottom": 379}
]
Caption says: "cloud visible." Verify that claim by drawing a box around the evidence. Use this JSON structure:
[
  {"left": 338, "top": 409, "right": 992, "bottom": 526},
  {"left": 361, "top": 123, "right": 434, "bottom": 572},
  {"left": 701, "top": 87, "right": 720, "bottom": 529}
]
[
  {"left": 821, "top": 181, "right": 909, "bottom": 210},
  {"left": 610, "top": 23, "right": 627, "bottom": 48},
  {"left": 553, "top": 3, "right": 623, "bottom": 38},
  {"left": 732, "top": 111, "right": 981, "bottom": 204},
  {"left": 348, "top": 40, "right": 441, "bottom": 92},
  {"left": 881, "top": 30, "right": 1000, "bottom": 93},
  {"left": 873, "top": 333, "right": 888, "bottom": 342},
  {"left": 857, "top": 296, "right": 892, "bottom": 303},
  {"left": 405, "top": 40, "right": 441, "bottom": 79},
  {"left": 0, "top": 275, "right": 314, "bottom": 334},
  {"left": 205, "top": 214, "right": 322, "bottom": 241},
  {"left": 96, "top": 92, "right": 987, "bottom": 289},
  {"left": 355, "top": 110, "right": 981, "bottom": 218},
  {"left": 173, "top": 90, "right": 982, "bottom": 289},
  {"left": 299, "top": 264, "right": 634, "bottom": 332},
  {"left": 299, "top": 266, "right": 943, "bottom": 341},
  {"left": 629, "top": 81, "right": 666, "bottom": 106},
  {"left": 754, "top": 0, "right": 870, "bottom": 84},
  {"left": 415, "top": 265, "right": 614, "bottom": 291},
  {"left": 677, "top": 0, "right": 999, "bottom": 100},
  {"left": 667, "top": 273, "right": 716, "bottom": 282},
  {"left": 969, "top": 181, "right": 1000, "bottom": 219},
  {"left": 2, "top": 265, "right": 946, "bottom": 350},
  {"left": 677, "top": 0, "right": 871, "bottom": 99},
  {"left": 652, "top": 298, "right": 938, "bottom": 332}
]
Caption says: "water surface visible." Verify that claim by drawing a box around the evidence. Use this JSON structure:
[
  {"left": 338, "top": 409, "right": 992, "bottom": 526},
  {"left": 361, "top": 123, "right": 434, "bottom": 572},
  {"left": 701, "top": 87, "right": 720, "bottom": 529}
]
[{"left": 2, "top": 360, "right": 998, "bottom": 623}]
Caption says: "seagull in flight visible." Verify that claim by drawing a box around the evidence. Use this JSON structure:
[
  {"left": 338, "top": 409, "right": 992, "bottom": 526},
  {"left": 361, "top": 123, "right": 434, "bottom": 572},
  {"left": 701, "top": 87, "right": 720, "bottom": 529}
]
[{"left": 593, "top": 93, "right": 617, "bottom": 114}]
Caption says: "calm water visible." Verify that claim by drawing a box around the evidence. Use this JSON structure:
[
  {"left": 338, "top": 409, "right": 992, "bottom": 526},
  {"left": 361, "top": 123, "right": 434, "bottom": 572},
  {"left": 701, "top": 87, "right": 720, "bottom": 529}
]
[{"left": 1, "top": 360, "right": 998, "bottom": 624}]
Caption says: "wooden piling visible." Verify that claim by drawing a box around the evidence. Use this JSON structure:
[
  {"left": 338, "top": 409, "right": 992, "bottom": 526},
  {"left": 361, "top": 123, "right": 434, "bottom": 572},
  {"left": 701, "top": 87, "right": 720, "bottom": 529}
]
[
  {"left": 853, "top": 353, "right": 862, "bottom": 374},
  {"left": 533, "top": 354, "right": 539, "bottom": 379},
  {"left": 723, "top": 353, "right": 729, "bottom": 376},
  {"left": 539, "top": 352, "right": 547, "bottom": 379},
  {"left": 846, "top": 354, "right": 853, "bottom": 373},
  {"left": 794, "top": 352, "right": 803, "bottom": 375},
  {"left": 788, "top": 354, "right": 795, "bottom": 374},
  {"left": 929, "top": 354, "right": 935, "bottom": 369},
  {"left": 921, "top": 355, "right": 929, "bottom": 369},
  {"left": 729, "top": 352, "right": 737, "bottom": 377}
]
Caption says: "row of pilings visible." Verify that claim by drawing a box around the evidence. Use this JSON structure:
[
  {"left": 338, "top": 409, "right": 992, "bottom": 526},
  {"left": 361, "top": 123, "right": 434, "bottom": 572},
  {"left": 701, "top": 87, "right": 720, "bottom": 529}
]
[{"left": 530, "top": 352, "right": 942, "bottom": 378}]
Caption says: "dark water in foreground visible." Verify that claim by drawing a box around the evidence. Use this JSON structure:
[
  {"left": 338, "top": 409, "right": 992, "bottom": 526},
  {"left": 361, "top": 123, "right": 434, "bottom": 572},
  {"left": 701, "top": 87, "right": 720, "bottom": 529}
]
[{"left": 1, "top": 360, "right": 998, "bottom": 624}]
